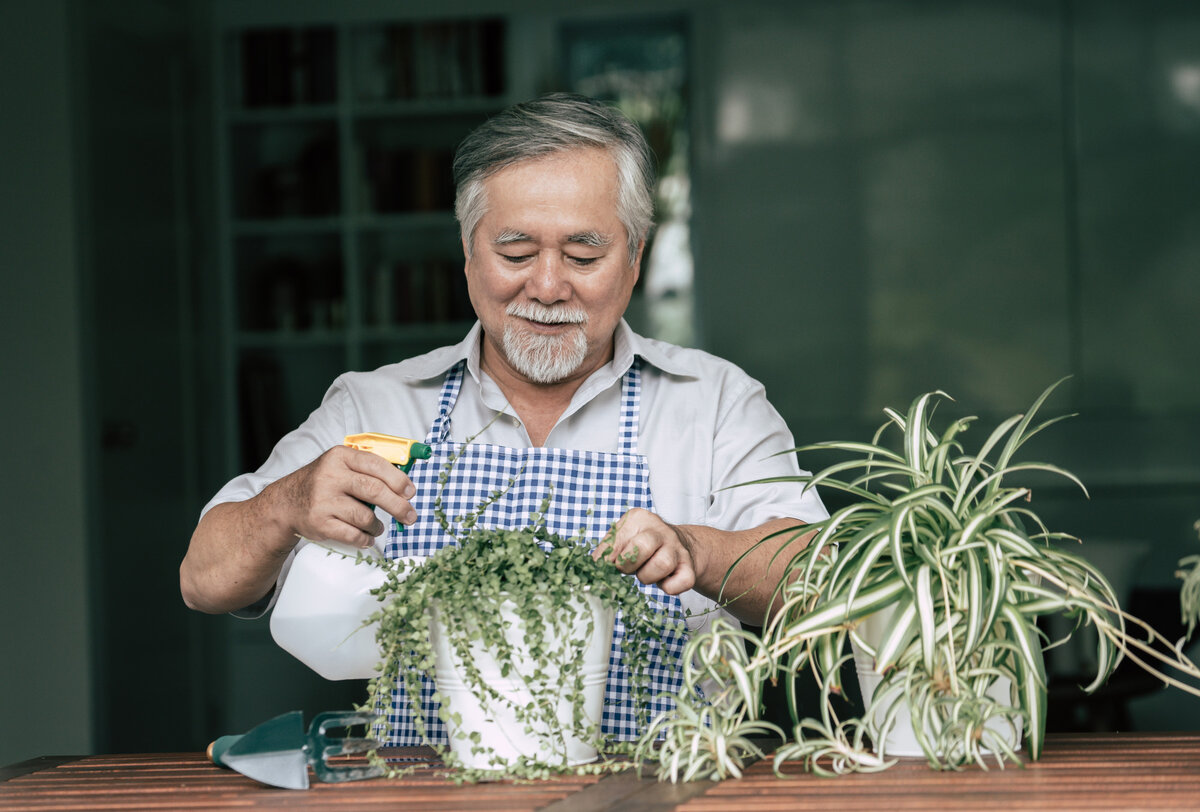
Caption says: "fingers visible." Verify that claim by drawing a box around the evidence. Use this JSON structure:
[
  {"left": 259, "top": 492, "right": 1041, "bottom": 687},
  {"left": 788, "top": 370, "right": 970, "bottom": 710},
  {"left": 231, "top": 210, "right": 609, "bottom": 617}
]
[
  {"left": 327, "top": 496, "right": 386, "bottom": 544},
  {"left": 337, "top": 450, "right": 421, "bottom": 537},
  {"left": 284, "top": 477, "right": 382, "bottom": 548},
  {"left": 597, "top": 508, "right": 696, "bottom": 596},
  {"left": 283, "top": 446, "right": 422, "bottom": 546},
  {"left": 340, "top": 448, "right": 418, "bottom": 524},
  {"left": 342, "top": 469, "right": 416, "bottom": 528}
]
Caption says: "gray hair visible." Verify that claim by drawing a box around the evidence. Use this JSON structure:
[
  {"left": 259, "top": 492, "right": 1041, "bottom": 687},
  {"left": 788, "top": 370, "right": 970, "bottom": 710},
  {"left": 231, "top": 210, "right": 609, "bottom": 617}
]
[{"left": 453, "top": 93, "right": 655, "bottom": 266}]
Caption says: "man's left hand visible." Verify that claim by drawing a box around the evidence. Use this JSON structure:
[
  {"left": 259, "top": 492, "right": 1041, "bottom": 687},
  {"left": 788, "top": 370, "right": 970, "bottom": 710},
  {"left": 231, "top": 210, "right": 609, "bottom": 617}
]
[{"left": 594, "top": 507, "right": 704, "bottom": 596}]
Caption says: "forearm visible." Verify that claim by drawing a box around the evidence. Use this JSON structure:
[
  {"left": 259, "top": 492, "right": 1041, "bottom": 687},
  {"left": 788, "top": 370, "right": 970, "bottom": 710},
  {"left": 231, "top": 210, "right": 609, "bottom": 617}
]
[
  {"left": 182, "top": 446, "right": 418, "bottom": 614},
  {"left": 180, "top": 485, "right": 297, "bottom": 615},
  {"left": 679, "top": 518, "right": 813, "bottom": 626}
]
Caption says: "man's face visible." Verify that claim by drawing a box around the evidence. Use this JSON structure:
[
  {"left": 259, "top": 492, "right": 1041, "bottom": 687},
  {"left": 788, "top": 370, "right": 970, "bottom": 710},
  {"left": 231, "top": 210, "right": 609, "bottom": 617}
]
[{"left": 464, "top": 147, "right": 643, "bottom": 386}]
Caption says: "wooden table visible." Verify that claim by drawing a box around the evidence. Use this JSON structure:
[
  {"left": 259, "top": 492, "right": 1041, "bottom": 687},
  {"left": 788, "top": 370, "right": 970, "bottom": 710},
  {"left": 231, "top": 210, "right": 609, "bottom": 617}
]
[{"left": 3, "top": 732, "right": 1200, "bottom": 810}]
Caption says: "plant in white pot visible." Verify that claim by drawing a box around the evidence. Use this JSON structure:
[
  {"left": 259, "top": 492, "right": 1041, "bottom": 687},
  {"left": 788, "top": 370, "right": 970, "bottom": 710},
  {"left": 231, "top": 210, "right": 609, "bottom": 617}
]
[
  {"left": 639, "top": 380, "right": 1200, "bottom": 780},
  {"left": 358, "top": 450, "right": 677, "bottom": 782}
]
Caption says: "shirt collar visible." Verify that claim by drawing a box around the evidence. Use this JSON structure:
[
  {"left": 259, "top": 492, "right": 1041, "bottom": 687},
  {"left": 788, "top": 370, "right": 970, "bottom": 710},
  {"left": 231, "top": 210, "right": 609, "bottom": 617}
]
[
  {"left": 620, "top": 320, "right": 696, "bottom": 378},
  {"left": 397, "top": 321, "right": 481, "bottom": 381}
]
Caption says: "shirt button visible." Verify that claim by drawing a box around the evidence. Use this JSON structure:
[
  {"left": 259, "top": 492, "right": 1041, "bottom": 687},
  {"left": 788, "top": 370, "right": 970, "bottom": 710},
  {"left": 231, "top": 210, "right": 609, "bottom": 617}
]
[{"left": 511, "top": 416, "right": 521, "bottom": 428}]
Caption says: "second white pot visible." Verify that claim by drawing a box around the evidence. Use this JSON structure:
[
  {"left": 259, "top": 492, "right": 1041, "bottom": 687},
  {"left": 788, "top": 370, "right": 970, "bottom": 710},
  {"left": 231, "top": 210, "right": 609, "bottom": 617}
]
[{"left": 851, "top": 605, "right": 1023, "bottom": 758}]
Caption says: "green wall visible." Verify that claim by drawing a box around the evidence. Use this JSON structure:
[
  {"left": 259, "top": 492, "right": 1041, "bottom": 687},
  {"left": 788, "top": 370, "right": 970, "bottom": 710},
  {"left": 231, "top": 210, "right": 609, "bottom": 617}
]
[
  {"left": 691, "top": 0, "right": 1200, "bottom": 589},
  {"left": 0, "top": 0, "right": 93, "bottom": 768}
]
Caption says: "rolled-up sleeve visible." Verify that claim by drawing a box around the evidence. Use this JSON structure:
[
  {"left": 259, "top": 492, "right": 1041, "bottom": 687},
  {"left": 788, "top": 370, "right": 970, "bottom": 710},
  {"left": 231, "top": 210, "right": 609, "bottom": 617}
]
[
  {"left": 634, "top": 338, "right": 828, "bottom": 635},
  {"left": 707, "top": 375, "right": 827, "bottom": 532},
  {"left": 199, "top": 381, "right": 356, "bottom": 618}
]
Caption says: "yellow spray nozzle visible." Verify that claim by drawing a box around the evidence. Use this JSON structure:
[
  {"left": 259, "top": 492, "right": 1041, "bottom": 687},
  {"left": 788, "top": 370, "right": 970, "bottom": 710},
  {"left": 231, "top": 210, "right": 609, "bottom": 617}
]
[
  {"left": 343, "top": 433, "right": 432, "bottom": 473},
  {"left": 344, "top": 433, "right": 432, "bottom": 536}
]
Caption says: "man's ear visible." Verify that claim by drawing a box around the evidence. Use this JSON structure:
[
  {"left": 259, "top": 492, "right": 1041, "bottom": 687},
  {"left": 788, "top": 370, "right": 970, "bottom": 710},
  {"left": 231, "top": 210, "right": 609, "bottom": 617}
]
[{"left": 632, "top": 239, "right": 645, "bottom": 284}]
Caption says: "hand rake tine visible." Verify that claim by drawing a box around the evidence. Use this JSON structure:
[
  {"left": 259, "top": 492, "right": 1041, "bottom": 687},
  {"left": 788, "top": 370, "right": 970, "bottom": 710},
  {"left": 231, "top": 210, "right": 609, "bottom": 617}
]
[{"left": 308, "top": 710, "right": 385, "bottom": 784}]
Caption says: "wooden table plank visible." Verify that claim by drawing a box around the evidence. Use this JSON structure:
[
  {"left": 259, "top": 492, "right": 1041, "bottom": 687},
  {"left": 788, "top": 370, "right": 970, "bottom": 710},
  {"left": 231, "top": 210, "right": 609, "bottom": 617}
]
[
  {"left": 540, "top": 765, "right": 713, "bottom": 812},
  {"left": 0, "top": 751, "right": 602, "bottom": 811},
  {"left": 674, "top": 733, "right": 1200, "bottom": 811},
  {"left": 3, "top": 733, "right": 1200, "bottom": 810},
  {"left": 0, "top": 757, "right": 85, "bottom": 783}
]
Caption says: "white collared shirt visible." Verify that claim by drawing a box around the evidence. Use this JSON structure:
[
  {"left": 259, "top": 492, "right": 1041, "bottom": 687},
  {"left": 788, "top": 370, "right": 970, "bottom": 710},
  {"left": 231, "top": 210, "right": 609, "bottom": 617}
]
[{"left": 205, "top": 320, "right": 828, "bottom": 631}]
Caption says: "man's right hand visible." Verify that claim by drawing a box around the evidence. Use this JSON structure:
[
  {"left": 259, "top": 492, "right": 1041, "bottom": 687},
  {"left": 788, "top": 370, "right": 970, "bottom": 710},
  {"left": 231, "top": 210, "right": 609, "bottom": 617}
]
[
  {"left": 273, "top": 445, "right": 418, "bottom": 548},
  {"left": 180, "top": 445, "right": 418, "bottom": 614}
]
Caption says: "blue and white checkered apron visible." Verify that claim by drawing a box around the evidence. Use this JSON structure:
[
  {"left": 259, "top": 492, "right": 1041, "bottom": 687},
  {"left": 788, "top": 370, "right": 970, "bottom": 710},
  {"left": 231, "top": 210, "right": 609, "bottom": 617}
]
[{"left": 379, "top": 358, "right": 687, "bottom": 745}]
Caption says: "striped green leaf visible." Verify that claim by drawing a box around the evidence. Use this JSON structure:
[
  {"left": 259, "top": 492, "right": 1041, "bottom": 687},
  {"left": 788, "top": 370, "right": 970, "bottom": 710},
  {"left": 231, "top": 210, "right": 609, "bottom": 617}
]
[
  {"left": 776, "top": 576, "right": 909, "bottom": 642},
  {"left": 915, "top": 564, "right": 937, "bottom": 673},
  {"left": 872, "top": 594, "right": 919, "bottom": 673},
  {"left": 1002, "top": 604, "right": 1047, "bottom": 759}
]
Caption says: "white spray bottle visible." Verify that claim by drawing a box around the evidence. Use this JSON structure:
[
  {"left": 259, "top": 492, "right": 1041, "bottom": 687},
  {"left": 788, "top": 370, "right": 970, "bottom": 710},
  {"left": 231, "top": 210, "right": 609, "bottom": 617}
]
[{"left": 269, "top": 433, "right": 431, "bottom": 680}]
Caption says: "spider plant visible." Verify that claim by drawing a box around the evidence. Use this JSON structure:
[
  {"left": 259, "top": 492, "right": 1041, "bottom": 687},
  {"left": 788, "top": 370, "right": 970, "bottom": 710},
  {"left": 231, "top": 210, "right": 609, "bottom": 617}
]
[
  {"left": 640, "top": 379, "right": 1200, "bottom": 779},
  {"left": 1176, "top": 520, "right": 1200, "bottom": 637},
  {"left": 635, "top": 619, "right": 784, "bottom": 781}
]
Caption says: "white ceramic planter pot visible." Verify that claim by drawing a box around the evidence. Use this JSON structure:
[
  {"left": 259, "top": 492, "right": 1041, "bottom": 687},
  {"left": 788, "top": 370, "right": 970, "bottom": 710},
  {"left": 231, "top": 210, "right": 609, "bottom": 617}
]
[
  {"left": 852, "top": 605, "right": 1023, "bottom": 758},
  {"left": 430, "top": 592, "right": 615, "bottom": 771}
]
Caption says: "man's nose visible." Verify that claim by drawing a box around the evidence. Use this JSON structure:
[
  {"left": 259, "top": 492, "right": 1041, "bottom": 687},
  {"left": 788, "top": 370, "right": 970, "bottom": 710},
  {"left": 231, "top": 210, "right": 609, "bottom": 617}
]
[{"left": 525, "top": 254, "right": 572, "bottom": 302}]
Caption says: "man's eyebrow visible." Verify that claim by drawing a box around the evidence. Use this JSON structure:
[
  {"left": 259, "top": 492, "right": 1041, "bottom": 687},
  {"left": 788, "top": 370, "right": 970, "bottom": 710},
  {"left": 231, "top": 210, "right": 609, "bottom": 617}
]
[
  {"left": 566, "top": 231, "right": 612, "bottom": 248},
  {"left": 491, "top": 229, "right": 613, "bottom": 248},
  {"left": 493, "top": 229, "right": 533, "bottom": 246}
]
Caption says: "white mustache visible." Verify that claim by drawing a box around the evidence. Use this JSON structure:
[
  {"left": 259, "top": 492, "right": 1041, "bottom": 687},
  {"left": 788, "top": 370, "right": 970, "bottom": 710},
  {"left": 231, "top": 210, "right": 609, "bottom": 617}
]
[{"left": 506, "top": 302, "right": 588, "bottom": 325}]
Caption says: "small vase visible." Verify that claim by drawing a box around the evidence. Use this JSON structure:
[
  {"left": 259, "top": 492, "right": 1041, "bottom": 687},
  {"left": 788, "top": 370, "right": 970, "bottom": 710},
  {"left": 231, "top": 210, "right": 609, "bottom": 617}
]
[
  {"left": 851, "top": 605, "right": 1023, "bottom": 758},
  {"left": 429, "top": 592, "right": 615, "bottom": 771}
]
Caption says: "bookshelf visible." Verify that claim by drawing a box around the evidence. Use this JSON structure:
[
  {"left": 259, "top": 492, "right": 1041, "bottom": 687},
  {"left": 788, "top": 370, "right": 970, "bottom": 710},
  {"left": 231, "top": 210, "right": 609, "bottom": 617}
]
[{"left": 215, "top": 16, "right": 511, "bottom": 473}]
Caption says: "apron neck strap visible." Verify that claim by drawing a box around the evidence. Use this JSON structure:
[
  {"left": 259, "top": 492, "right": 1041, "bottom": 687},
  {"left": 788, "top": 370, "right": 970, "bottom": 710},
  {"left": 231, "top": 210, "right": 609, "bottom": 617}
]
[
  {"left": 618, "top": 357, "right": 642, "bottom": 455},
  {"left": 425, "top": 360, "right": 465, "bottom": 444}
]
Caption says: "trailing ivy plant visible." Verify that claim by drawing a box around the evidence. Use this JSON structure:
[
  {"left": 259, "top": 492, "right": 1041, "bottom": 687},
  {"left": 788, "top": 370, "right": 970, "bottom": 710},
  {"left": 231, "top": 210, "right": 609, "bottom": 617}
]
[
  {"left": 639, "top": 379, "right": 1200, "bottom": 780},
  {"left": 357, "top": 443, "right": 680, "bottom": 783}
]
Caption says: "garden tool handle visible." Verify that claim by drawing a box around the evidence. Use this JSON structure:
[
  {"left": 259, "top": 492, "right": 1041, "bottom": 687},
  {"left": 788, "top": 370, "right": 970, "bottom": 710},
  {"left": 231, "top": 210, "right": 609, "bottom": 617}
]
[{"left": 207, "top": 734, "right": 241, "bottom": 769}]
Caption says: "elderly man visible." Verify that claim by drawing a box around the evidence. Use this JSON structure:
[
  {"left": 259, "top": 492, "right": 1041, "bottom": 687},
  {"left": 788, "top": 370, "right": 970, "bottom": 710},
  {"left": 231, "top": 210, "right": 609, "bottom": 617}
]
[{"left": 181, "top": 92, "right": 825, "bottom": 744}]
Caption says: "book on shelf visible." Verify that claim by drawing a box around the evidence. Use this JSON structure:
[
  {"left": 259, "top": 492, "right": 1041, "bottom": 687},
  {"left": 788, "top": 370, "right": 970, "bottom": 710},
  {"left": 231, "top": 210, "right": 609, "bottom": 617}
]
[
  {"left": 362, "top": 146, "right": 455, "bottom": 213},
  {"left": 244, "top": 253, "right": 344, "bottom": 333},
  {"left": 238, "top": 26, "right": 335, "bottom": 108},
  {"left": 370, "top": 259, "right": 471, "bottom": 326},
  {"left": 360, "top": 18, "right": 505, "bottom": 102}
]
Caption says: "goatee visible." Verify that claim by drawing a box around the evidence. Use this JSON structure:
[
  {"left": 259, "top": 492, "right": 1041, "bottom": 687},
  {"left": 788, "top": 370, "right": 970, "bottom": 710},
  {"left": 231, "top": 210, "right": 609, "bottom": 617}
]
[{"left": 501, "top": 302, "right": 588, "bottom": 383}]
